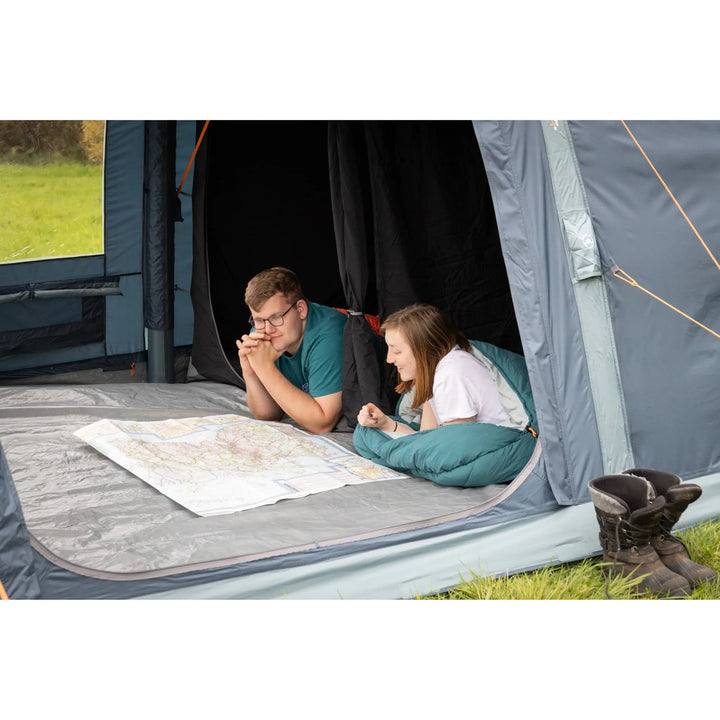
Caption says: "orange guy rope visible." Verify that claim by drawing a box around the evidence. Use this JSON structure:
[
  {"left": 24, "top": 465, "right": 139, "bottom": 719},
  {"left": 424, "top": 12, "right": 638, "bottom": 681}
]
[
  {"left": 621, "top": 120, "right": 720, "bottom": 273},
  {"left": 176, "top": 120, "right": 210, "bottom": 196},
  {"left": 613, "top": 266, "right": 720, "bottom": 340}
]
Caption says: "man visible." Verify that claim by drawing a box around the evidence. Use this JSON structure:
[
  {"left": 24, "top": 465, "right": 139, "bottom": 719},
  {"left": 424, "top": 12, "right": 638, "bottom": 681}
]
[{"left": 236, "top": 267, "right": 346, "bottom": 434}]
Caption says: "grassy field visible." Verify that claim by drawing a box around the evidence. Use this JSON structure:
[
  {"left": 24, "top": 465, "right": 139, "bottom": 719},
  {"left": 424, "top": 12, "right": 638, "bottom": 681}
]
[
  {"left": 0, "top": 162, "right": 103, "bottom": 263},
  {"left": 431, "top": 518, "right": 720, "bottom": 599}
]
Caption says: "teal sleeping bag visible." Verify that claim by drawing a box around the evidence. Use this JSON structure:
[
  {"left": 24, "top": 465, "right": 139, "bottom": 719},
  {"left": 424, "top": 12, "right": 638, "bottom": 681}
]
[{"left": 352, "top": 341, "right": 538, "bottom": 487}]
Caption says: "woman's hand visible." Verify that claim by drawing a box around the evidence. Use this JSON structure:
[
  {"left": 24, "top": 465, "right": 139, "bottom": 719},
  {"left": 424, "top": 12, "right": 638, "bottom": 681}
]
[{"left": 357, "top": 403, "right": 394, "bottom": 432}]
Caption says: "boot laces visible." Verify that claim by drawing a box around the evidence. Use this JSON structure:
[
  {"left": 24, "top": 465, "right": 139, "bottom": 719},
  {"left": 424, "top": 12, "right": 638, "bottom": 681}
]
[
  {"left": 657, "top": 526, "right": 691, "bottom": 555},
  {"left": 621, "top": 518, "right": 654, "bottom": 547},
  {"left": 603, "top": 516, "right": 653, "bottom": 600}
]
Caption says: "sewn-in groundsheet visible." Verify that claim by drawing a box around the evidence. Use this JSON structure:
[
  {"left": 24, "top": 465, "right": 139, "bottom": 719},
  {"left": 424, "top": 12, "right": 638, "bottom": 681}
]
[{"left": 0, "top": 382, "right": 513, "bottom": 582}]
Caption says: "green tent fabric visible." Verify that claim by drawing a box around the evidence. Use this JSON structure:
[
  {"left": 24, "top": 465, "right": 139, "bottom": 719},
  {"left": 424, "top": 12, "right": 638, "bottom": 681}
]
[{"left": 352, "top": 341, "right": 539, "bottom": 487}]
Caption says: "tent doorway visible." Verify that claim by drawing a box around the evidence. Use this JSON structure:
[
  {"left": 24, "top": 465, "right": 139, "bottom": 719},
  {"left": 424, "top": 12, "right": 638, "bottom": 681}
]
[{"left": 192, "top": 120, "right": 522, "bottom": 386}]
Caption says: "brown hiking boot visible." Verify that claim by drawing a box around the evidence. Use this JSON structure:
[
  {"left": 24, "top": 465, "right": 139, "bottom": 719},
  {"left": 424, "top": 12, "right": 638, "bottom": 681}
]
[
  {"left": 623, "top": 468, "right": 718, "bottom": 588},
  {"left": 588, "top": 474, "right": 691, "bottom": 598}
]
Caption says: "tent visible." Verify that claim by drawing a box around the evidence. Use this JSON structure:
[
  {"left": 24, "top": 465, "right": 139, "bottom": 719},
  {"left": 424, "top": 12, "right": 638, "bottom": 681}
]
[{"left": 1, "top": 120, "right": 719, "bottom": 599}]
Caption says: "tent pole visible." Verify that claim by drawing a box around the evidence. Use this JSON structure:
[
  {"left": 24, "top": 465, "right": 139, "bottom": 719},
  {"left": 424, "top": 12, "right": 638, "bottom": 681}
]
[
  {"left": 147, "top": 328, "right": 174, "bottom": 382},
  {"left": 143, "top": 121, "right": 177, "bottom": 383}
]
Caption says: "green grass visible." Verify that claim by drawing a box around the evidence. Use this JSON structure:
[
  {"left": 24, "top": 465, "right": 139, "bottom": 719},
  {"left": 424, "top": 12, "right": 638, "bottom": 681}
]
[
  {"left": 0, "top": 162, "right": 103, "bottom": 264},
  {"left": 430, "top": 520, "right": 720, "bottom": 599}
]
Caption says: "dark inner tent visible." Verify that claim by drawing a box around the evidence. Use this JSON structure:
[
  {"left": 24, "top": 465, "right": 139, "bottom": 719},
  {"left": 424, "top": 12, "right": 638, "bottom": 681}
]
[{"left": 190, "top": 120, "right": 522, "bottom": 396}]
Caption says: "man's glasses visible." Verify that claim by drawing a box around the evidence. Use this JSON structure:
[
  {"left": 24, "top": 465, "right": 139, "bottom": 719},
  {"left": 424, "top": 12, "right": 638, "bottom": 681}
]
[{"left": 249, "top": 302, "right": 297, "bottom": 330}]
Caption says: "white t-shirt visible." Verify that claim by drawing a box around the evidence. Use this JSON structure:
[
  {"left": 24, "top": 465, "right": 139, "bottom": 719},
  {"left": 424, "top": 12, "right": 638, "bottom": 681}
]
[{"left": 428, "top": 347, "right": 510, "bottom": 426}]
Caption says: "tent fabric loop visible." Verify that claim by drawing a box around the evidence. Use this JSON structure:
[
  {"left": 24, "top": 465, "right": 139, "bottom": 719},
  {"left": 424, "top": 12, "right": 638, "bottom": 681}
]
[{"left": 334, "top": 308, "right": 381, "bottom": 334}]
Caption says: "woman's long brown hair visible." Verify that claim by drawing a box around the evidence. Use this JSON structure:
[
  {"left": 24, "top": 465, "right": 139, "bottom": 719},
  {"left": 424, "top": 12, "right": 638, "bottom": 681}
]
[{"left": 381, "top": 303, "right": 470, "bottom": 408}]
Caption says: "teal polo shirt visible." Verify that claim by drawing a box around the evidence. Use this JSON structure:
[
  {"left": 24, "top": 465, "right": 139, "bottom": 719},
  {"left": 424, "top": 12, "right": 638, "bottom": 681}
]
[{"left": 276, "top": 302, "right": 346, "bottom": 398}]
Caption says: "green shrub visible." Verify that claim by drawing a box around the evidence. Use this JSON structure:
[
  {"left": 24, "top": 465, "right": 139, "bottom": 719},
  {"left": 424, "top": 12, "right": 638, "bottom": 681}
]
[
  {"left": 0, "top": 121, "right": 104, "bottom": 164},
  {"left": 81, "top": 121, "right": 105, "bottom": 164}
]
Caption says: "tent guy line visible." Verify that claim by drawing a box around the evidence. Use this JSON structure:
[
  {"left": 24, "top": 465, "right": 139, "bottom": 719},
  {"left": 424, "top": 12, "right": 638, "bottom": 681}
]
[
  {"left": 612, "top": 266, "right": 720, "bottom": 341},
  {"left": 621, "top": 119, "right": 720, "bottom": 273}
]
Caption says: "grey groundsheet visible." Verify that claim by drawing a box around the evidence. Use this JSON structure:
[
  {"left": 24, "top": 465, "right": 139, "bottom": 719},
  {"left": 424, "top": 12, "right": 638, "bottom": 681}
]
[{"left": 0, "top": 382, "right": 505, "bottom": 578}]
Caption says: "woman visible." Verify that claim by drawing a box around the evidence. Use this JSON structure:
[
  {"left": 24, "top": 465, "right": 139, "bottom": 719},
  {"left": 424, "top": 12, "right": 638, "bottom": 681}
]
[{"left": 357, "top": 303, "right": 510, "bottom": 434}]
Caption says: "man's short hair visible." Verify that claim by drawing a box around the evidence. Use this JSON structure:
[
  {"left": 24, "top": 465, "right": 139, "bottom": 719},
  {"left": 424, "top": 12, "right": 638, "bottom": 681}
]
[{"left": 245, "top": 267, "right": 306, "bottom": 309}]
